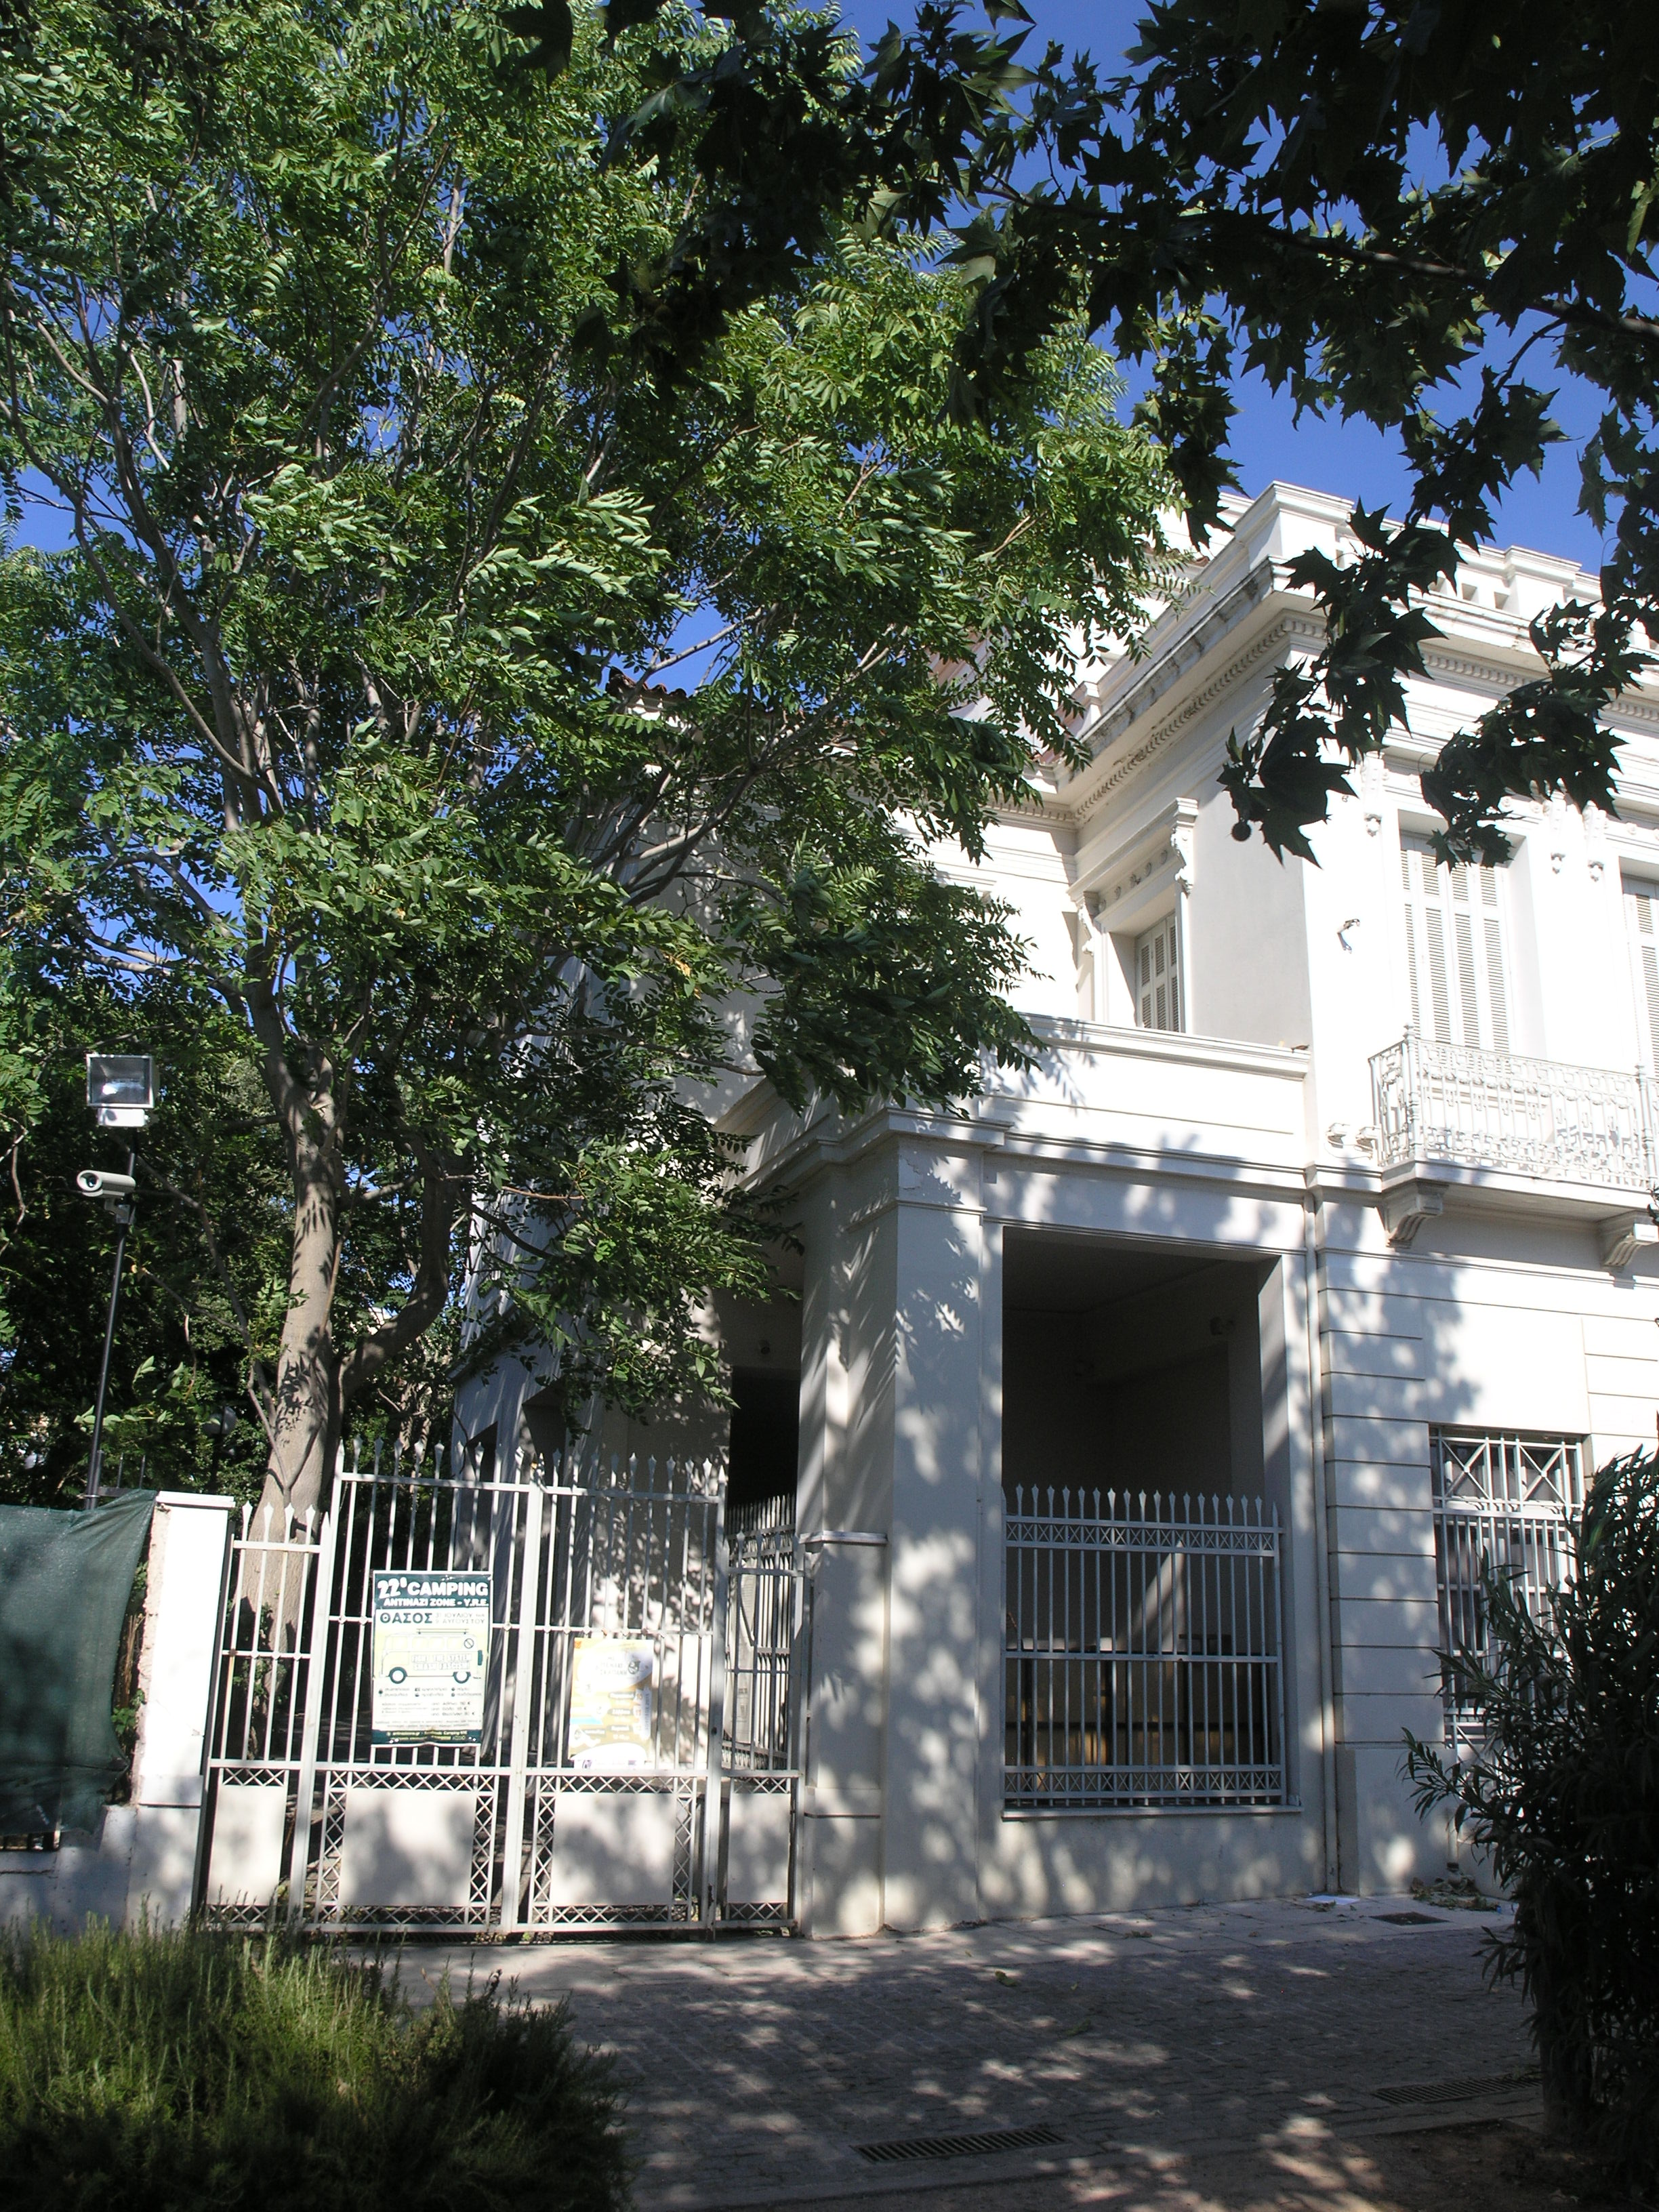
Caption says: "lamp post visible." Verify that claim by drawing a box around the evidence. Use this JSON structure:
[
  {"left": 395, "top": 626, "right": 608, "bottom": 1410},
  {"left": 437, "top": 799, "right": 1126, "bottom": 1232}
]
[{"left": 77, "top": 1054, "right": 155, "bottom": 1507}]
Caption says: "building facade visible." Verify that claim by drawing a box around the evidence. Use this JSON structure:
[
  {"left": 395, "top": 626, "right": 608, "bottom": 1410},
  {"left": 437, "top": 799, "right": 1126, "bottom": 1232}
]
[{"left": 457, "top": 480, "right": 1659, "bottom": 1933}]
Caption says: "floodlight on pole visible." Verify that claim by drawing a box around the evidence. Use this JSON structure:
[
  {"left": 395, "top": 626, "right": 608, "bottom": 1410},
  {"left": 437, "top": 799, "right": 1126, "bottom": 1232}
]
[
  {"left": 87, "top": 1053, "right": 155, "bottom": 1128},
  {"left": 78, "top": 1053, "right": 157, "bottom": 1506}
]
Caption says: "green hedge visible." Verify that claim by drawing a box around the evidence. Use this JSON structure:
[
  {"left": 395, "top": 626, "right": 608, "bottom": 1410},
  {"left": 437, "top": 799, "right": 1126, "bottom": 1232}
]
[{"left": 0, "top": 1923, "right": 631, "bottom": 2211}]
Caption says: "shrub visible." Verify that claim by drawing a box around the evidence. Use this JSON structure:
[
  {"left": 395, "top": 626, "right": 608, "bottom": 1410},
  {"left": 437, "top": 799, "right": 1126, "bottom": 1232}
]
[
  {"left": 1405, "top": 1450, "right": 1659, "bottom": 2192},
  {"left": 0, "top": 1921, "right": 631, "bottom": 2211}
]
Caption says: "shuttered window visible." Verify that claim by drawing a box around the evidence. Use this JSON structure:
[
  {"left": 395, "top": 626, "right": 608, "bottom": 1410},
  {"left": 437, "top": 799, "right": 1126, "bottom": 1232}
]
[
  {"left": 1399, "top": 836, "right": 1509, "bottom": 1051},
  {"left": 1135, "top": 914, "right": 1182, "bottom": 1032},
  {"left": 1623, "top": 877, "right": 1659, "bottom": 1068}
]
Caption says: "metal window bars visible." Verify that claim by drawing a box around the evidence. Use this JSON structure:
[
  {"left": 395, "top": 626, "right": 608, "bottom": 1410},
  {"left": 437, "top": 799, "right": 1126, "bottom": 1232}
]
[
  {"left": 1370, "top": 1029, "right": 1658, "bottom": 1188},
  {"left": 1004, "top": 1487, "right": 1287, "bottom": 1809},
  {"left": 1431, "top": 1430, "right": 1583, "bottom": 1751}
]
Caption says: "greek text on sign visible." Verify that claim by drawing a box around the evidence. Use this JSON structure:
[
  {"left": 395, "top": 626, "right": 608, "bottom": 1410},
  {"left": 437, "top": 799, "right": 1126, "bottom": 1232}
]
[
  {"left": 371, "top": 1570, "right": 491, "bottom": 1744},
  {"left": 567, "top": 1637, "right": 656, "bottom": 1771}
]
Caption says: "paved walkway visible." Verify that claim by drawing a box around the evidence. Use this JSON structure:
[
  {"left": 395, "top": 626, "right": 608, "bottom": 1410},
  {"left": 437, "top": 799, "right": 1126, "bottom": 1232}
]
[{"left": 405, "top": 1898, "right": 1540, "bottom": 2210}]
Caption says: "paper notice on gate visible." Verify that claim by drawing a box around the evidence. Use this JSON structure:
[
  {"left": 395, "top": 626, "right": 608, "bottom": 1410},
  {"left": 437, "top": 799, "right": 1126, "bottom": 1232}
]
[
  {"left": 371, "top": 1570, "right": 492, "bottom": 1744},
  {"left": 567, "top": 1637, "right": 657, "bottom": 1772}
]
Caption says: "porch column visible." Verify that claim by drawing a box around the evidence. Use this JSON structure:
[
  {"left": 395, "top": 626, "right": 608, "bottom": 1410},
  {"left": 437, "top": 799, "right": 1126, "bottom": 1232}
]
[
  {"left": 881, "top": 1136, "right": 986, "bottom": 1930},
  {"left": 795, "top": 1172, "right": 888, "bottom": 1936}
]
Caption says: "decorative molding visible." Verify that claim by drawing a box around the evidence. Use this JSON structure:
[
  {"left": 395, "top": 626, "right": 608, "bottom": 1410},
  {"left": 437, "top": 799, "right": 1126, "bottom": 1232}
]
[
  {"left": 1584, "top": 802, "right": 1609, "bottom": 882},
  {"left": 1600, "top": 1215, "right": 1659, "bottom": 1272},
  {"left": 1420, "top": 643, "right": 1543, "bottom": 689},
  {"left": 1070, "top": 558, "right": 1279, "bottom": 756},
  {"left": 1069, "top": 614, "right": 1317, "bottom": 827},
  {"left": 1359, "top": 750, "right": 1386, "bottom": 837},
  {"left": 1548, "top": 792, "right": 1571, "bottom": 874},
  {"left": 1080, "top": 794, "right": 1199, "bottom": 923},
  {"left": 1380, "top": 1176, "right": 1446, "bottom": 1248}
]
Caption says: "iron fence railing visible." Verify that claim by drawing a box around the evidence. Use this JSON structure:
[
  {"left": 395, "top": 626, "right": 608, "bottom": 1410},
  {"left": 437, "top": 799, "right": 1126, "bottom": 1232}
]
[
  {"left": 1004, "top": 1488, "right": 1287, "bottom": 1809},
  {"left": 1370, "top": 1029, "right": 1659, "bottom": 1187}
]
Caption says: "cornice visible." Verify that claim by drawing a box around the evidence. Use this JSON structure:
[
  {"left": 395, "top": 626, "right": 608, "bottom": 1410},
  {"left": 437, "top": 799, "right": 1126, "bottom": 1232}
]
[
  {"left": 1066, "top": 608, "right": 1319, "bottom": 827},
  {"left": 1057, "top": 558, "right": 1659, "bottom": 832}
]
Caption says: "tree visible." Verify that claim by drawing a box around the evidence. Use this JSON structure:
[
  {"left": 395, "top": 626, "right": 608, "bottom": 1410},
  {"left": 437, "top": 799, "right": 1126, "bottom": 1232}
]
[
  {"left": 0, "top": 0, "right": 1170, "bottom": 1521},
  {"left": 1406, "top": 1454, "right": 1659, "bottom": 2191},
  {"left": 879, "top": 0, "right": 1659, "bottom": 863},
  {"left": 0, "top": 956, "right": 455, "bottom": 1509}
]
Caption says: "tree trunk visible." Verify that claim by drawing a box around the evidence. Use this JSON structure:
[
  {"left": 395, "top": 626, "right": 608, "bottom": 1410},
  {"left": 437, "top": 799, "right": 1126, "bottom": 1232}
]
[{"left": 254, "top": 1107, "right": 344, "bottom": 1534}]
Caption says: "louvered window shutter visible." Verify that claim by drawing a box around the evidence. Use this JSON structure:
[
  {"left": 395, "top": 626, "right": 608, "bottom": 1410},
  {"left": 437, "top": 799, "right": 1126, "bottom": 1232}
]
[
  {"left": 1624, "top": 879, "right": 1659, "bottom": 1067},
  {"left": 1399, "top": 836, "right": 1509, "bottom": 1049},
  {"left": 1135, "top": 914, "right": 1183, "bottom": 1032}
]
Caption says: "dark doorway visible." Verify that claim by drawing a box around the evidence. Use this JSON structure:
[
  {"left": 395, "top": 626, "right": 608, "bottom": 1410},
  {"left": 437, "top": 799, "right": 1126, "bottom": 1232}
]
[
  {"left": 1002, "top": 1231, "right": 1271, "bottom": 1504},
  {"left": 726, "top": 1368, "right": 799, "bottom": 1513}
]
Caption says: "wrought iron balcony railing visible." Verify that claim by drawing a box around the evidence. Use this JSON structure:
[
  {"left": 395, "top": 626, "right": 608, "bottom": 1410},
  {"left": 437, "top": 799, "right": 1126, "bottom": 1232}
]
[{"left": 1370, "top": 1029, "right": 1659, "bottom": 1190}]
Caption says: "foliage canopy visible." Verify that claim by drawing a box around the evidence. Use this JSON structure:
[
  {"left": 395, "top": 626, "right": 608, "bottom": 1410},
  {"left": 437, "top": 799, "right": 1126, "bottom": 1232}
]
[
  {"left": 0, "top": 0, "right": 1170, "bottom": 1510},
  {"left": 894, "top": 0, "right": 1659, "bottom": 863},
  {"left": 632, "top": 0, "right": 1659, "bottom": 861}
]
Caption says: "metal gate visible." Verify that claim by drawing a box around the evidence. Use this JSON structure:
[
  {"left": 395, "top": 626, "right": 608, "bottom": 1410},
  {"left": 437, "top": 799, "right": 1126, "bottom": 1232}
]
[{"left": 197, "top": 1445, "right": 808, "bottom": 1931}]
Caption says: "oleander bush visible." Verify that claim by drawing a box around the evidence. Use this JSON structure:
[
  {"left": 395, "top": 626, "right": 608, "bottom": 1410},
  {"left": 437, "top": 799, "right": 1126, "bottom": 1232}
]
[
  {"left": 0, "top": 1921, "right": 630, "bottom": 2211},
  {"left": 1406, "top": 1451, "right": 1659, "bottom": 2194}
]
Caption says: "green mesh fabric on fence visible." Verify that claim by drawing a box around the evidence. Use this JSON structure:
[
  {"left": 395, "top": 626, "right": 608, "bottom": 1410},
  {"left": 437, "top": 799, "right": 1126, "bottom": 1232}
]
[{"left": 0, "top": 1490, "right": 155, "bottom": 1834}]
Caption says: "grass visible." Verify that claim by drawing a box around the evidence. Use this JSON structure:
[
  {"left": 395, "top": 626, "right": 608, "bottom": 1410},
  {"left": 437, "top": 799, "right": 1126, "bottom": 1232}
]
[{"left": 0, "top": 1920, "right": 632, "bottom": 2211}]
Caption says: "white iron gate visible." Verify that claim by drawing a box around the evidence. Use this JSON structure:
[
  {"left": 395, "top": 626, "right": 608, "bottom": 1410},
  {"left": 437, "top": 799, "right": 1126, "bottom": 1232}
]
[{"left": 198, "top": 1446, "right": 808, "bottom": 1931}]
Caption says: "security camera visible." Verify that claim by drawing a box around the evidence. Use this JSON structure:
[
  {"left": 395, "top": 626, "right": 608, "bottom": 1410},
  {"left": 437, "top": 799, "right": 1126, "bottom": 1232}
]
[{"left": 77, "top": 1168, "right": 136, "bottom": 1199}]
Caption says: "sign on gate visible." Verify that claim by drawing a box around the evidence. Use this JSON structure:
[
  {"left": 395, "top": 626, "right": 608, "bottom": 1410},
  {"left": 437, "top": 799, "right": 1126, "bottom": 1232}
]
[
  {"left": 371, "top": 1570, "right": 491, "bottom": 1743},
  {"left": 567, "top": 1637, "right": 656, "bottom": 1771}
]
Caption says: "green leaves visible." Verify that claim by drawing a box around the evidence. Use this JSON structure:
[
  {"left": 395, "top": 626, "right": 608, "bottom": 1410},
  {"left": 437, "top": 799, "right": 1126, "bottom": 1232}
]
[
  {"left": 501, "top": 0, "right": 575, "bottom": 75},
  {"left": 0, "top": 0, "right": 1168, "bottom": 1494}
]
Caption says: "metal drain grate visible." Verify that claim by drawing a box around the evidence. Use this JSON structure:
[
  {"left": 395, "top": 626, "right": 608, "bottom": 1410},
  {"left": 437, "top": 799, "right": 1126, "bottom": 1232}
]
[
  {"left": 1372, "top": 2071, "right": 1539, "bottom": 2108},
  {"left": 1372, "top": 1910, "right": 1444, "bottom": 1926},
  {"left": 854, "top": 2124, "right": 1064, "bottom": 2166}
]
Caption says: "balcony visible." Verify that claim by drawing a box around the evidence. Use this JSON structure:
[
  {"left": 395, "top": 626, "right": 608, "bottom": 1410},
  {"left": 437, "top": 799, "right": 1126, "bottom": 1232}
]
[{"left": 1369, "top": 1030, "right": 1659, "bottom": 1258}]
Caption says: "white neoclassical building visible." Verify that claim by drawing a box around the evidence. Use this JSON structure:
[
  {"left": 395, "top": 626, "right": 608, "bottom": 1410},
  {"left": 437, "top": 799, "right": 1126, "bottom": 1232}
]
[{"left": 457, "top": 480, "right": 1659, "bottom": 1934}]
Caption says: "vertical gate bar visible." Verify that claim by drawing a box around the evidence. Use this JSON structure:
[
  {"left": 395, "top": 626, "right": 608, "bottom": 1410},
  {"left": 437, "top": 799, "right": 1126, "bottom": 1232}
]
[
  {"left": 786, "top": 1539, "right": 812, "bottom": 1926},
  {"left": 699, "top": 1488, "right": 731, "bottom": 1925},
  {"left": 285, "top": 1490, "right": 340, "bottom": 1923},
  {"left": 1236, "top": 1506, "right": 1250, "bottom": 1774},
  {"left": 340, "top": 1463, "right": 371, "bottom": 1769},
  {"left": 1271, "top": 1504, "right": 1288, "bottom": 1797},
  {"left": 1107, "top": 1495, "right": 1118, "bottom": 1776},
  {"left": 1203, "top": 1504, "right": 1212, "bottom": 1778},
  {"left": 499, "top": 1479, "right": 543, "bottom": 1932},
  {"left": 1251, "top": 1500, "right": 1265, "bottom": 1773}
]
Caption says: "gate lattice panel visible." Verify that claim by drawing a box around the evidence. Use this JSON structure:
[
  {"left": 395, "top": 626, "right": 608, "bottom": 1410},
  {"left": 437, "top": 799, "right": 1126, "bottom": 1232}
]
[{"left": 199, "top": 1446, "right": 807, "bottom": 1932}]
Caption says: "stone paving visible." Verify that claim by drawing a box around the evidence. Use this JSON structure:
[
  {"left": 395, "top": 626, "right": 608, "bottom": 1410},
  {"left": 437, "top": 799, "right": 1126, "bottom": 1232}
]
[{"left": 405, "top": 1897, "right": 1540, "bottom": 2210}]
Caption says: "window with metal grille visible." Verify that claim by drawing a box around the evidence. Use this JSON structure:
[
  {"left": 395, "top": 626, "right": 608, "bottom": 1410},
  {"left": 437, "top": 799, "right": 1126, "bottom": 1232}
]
[
  {"left": 1399, "top": 836, "right": 1510, "bottom": 1051},
  {"left": 1134, "top": 914, "right": 1183, "bottom": 1032},
  {"left": 1003, "top": 1487, "right": 1287, "bottom": 1809},
  {"left": 1429, "top": 1429, "right": 1582, "bottom": 1747},
  {"left": 1622, "top": 876, "right": 1659, "bottom": 1069}
]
